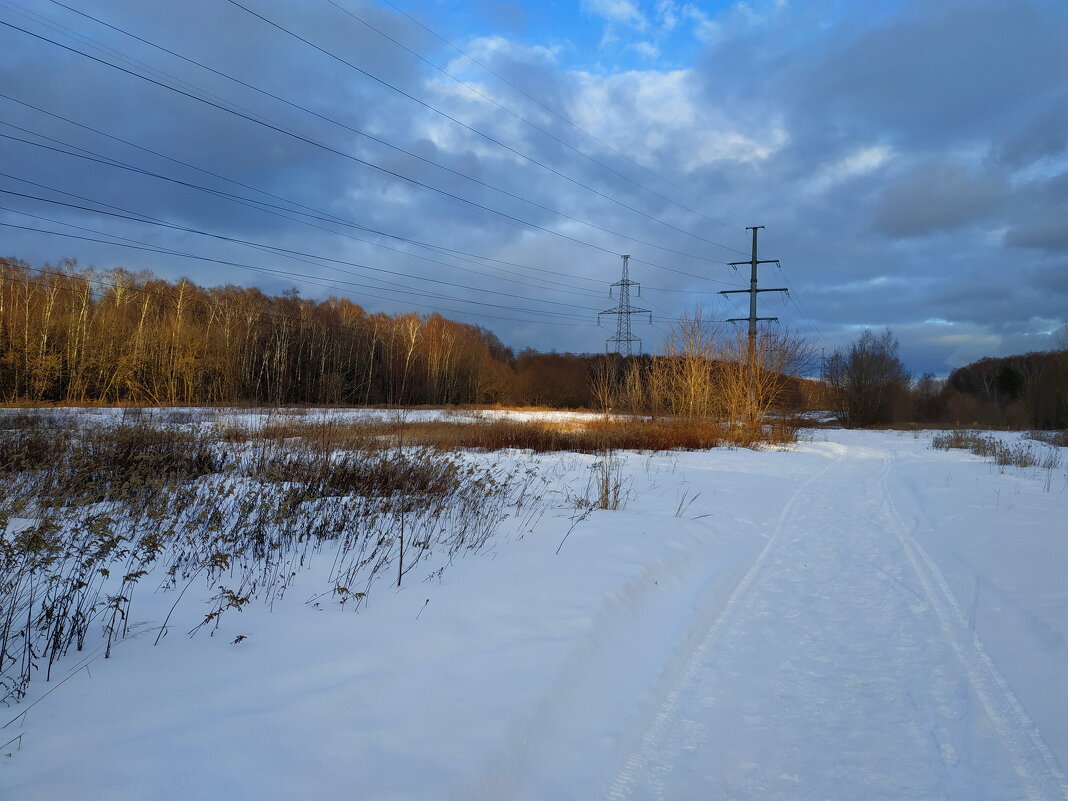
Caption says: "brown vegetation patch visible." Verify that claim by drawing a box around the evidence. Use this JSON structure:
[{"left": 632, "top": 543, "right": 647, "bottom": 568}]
[{"left": 210, "top": 415, "right": 797, "bottom": 453}]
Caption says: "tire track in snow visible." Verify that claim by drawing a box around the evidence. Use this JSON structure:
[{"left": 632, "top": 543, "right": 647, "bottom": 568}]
[
  {"left": 452, "top": 540, "right": 752, "bottom": 801},
  {"left": 601, "top": 442, "right": 848, "bottom": 801},
  {"left": 879, "top": 450, "right": 1068, "bottom": 801}
]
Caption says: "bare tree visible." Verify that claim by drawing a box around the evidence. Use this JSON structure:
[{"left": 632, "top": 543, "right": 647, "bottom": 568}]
[
  {"left": 589, "top": 354, "right": 620, "bottom": 418},
  {"left": 824, "top": 329, "right": 910, "bottom": 427},
  {"left": 619, "top": 357, "right": 647, "bottom": 415},
  {"left": 1055, "top": 321, "right": 1068, "bottom": 351},
  {"left": 911, "top": 372, "right": 945, "bottom": 422},
  {"left": 644, "top": 355, "right": 671, "bottom": 419},
  {"left": 717, "top": 326, "right": 814, "bottom": 440},
  {"left": 663, "top": 310, "right": 718, "bottom": 419}
]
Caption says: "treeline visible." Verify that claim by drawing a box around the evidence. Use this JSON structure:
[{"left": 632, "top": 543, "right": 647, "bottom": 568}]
[
  {"left": 924, "top": 350, "right": 1068, "bottom": 429},
  {"left": 0, "top": 258, "right": 521, "bottom": 406},
  {"left": 1, "top": 259, "right": 827, "bottom": 414},
  {"left": 823, "top": 328, "right": 1068, "bottom": 429}
]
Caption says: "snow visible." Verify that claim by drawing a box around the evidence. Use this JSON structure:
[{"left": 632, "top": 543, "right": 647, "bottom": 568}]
[
  {"left": 0, "top": 405, "right": 608, "bottom": 432},
  {"left": 3, "top": 423, "right": 1067, "bottom": 800}
]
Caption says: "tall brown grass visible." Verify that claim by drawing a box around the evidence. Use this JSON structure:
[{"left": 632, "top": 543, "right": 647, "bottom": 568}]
[{"left": 214, "top": 415, "right": 790, "bottom": 454}]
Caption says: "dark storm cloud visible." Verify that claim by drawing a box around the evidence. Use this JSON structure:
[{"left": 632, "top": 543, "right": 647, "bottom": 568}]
[
  {"left": 1006, "top": 214, "right": 1068, "bottom": 254},
  {"left": 785, "top": 1, "right": 1065, "bottom": 147},
  {"left": 1, "top": 0, "right": 439, "bottom": 233},
  {"left": 1003, "top": 171, "right": 1068, "bottom": 254},
  {"left": 871, "top": 163, "right": 1007, "bottom": 237},
  {"left": 996, "top": 91, "right": 1068, "bottom": 169}
]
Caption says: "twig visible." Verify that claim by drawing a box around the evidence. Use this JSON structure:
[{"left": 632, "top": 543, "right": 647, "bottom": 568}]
[{"left": 556, "top": 506, "right": 593, "bottom": 555}]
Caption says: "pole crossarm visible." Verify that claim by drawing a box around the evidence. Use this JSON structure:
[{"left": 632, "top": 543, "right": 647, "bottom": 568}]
[{"left": 719, "top": 288, "right": 788, "bottom": 295}]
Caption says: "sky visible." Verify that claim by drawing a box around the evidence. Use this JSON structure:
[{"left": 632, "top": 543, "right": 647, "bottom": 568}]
[{"left": 1, "top": 0, "right": 1065, "bottom": 376}]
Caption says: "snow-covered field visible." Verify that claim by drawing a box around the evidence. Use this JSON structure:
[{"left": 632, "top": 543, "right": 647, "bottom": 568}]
[
  {"left": 3, "top": 418, "right": 1067, "bottom": 800},
  {"left": 24, "top": 404, "right": 605, "bottom": 428}
]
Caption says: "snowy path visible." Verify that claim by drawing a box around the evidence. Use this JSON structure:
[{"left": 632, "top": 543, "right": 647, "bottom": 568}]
[{"left": 604, "top": 442, "right": 1068, "bottom": 801}]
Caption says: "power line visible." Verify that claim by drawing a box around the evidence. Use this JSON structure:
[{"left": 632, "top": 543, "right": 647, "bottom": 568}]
[
  {"left": 0, "top": 206, "right": 600, "bottom": 327},
  {"left": 0, "top": 18, "right": 726, "bottom": 269},
  {"left": 0, "top": 170, "right": 591, "bottom": 312},
  {"left": 0, "top": 260, "right": 594, "bottom": 368},
  {"left": 222, "top": 0, "right": 747, "bottom": 257},
  {"left": 28, "top": 0, "right": 745, "bottom": 261},
  {"left": 772, "top": 260, "right": 831, "bottom": 354},
  {"left": 26, "top": 0, "right": 739, "bottom": 266},
  {"left": 0, "top": 6, "right": 781, "bottom": 347},
  {"left": 377, "top": 0, "right": 752, "bottom": 234},
  {"left": 0, "top": 114, "right": 722, "bottom": 287},
  {"left": 0, "top": 189, "right": 602, "bottom": 319},
  {"left": 0, "top": 219, "right": 600, "bottom": 328},
  {"left": 326, "top": 0, "right": 749, "bottom": 242},
  {"left": 0, "top": 94, "right": 613, "bottom": 290},
  {"left": 0, "top": 0, "right": 252, "bottom": 117},
  {"left": 0, "top": 260, "right": 364, "bottom": 335},
  {"left": 0, "top": 134, "right": 605, "bottom": 301},
  {"left": 644, "top": 281, "right": 745, "bottom": 292}
]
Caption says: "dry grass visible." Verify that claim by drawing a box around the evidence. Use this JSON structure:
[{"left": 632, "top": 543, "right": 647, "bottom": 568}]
[
  {"left": 210, "top": 416, "right": 789, "bottom": 454},
  {"left": 0, "top": 411, "right": 67, "bottom": 474},
  {"left": 1028, "top": 429, "right": 1068, "bottom": 447},
  {"left": 0, "top": 415, "right": 523, "bottom": 705},
  {"left": 931, "top": 429, "right": 1062, "bottom": 475}
]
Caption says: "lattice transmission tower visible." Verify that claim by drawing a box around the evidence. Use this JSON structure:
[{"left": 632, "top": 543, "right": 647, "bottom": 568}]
[{"left": 598, "top": 255, "right": 651, "bottom": 356}]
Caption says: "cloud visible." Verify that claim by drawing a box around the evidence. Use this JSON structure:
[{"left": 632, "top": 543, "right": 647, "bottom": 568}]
[
  {"left": 1005, "top": 209, "right": 1068, "bottom": 253},
  {"left": 630, "top": 41, "right": 661, "bottom": 60},
  {"left": 995, "top": 92, "right": 1068, "bottom": 169},
  {"left": 567, "top": 67, "right": 787, "bottom": 170},
  {"left": 806, "top": 145, "right": 893, "bottom": 195},
  {"left": 776, "top": 0, "right": 1068, "bottom": 152},
  {"left": 682, "top": 4, "right": 724, "bottom": 45},
  {"left": 872, "top": 163, "right": 1008, "bottom": 237},
  {"left": 656, "top": 0, "right": 679, "bottom": 31},
  {"left": 1003, "top": 170, "right": 1068, "bottom": 254},
  {"left": 580, "top": 0, "right": 648, "bottom": 30}
]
